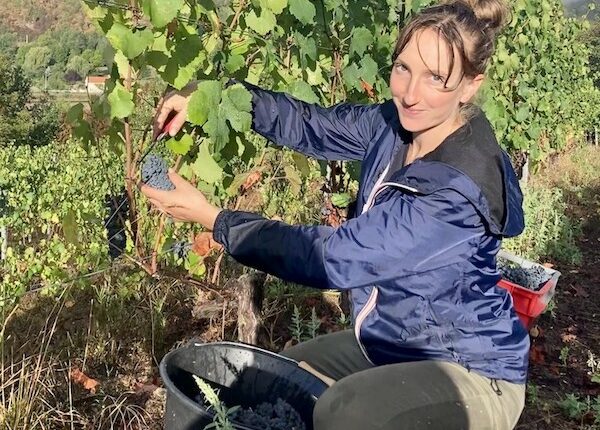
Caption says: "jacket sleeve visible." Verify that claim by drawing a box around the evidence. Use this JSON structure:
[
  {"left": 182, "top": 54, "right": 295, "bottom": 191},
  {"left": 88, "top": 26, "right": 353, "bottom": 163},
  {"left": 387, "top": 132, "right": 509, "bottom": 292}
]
[
  {"left": 241, "top": 81, "right": 379, "bottom": 161},
  {"left": 212, "top": 189, "right": 486, "bottom": 290}
]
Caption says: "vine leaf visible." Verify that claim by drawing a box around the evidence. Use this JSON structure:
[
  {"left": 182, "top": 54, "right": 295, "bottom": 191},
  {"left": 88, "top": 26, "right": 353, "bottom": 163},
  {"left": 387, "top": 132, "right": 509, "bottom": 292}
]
[
  {"left": 221, "top": 85, "right": 253, "bottom": 132},
  {"left": 141, "top": 0, "right": 185, "bottom": 29},
  {"left": 193, "top": 140, "right": 223, "bottom": 183},
  {"left": 350, "top": 27, "right": 374, "bottom": 57},
  {"left": 284, "top": 165, "right": 301, "bottom": 195},
  {"left": 106, "top": 22, "right": 153, "bottom": 59},
  {"left": 166, "top": 134, "right": 194, "bottom": 155},
  {"left": 288, "top": 0, "right": 316, "bottom": 25},
  {"left": 163, "top": 32, "right": 205, "bottom": 90},
  {"left": 62, "top": 209, "right": 79, "bottom": 245},
  {"left": 263, "top": 0, "right": 288, "bottom": 15},
  {"left": 188, "top": 80, "right": 222, "bottom": 126},
  {"left": 107, "top": 82, "right": 134, "bottom": 119},
  {"left": 245, "top": 9, "right": 277, "bottom": 35},
  {"left": 204, "top": 108, "right": 230, "bottom": 152},
  {"left": 287, "top": 81, "right": 319, "bottom": 103}
]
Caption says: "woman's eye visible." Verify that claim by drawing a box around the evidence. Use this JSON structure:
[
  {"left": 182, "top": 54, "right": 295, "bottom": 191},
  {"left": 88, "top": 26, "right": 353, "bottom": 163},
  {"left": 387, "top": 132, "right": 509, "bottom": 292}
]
[
  {"left": 394, "top": 63, "right": 407, "bottom": 72},
  {"left": 431, "top": 74, "right": 445, "bottom": 84}
]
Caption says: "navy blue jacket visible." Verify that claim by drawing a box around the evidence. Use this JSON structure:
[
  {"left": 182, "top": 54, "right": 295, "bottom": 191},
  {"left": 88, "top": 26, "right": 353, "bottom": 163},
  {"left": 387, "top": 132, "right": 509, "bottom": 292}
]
[{"left": 213, "top": 85, "right": 530, "bottom": 384}]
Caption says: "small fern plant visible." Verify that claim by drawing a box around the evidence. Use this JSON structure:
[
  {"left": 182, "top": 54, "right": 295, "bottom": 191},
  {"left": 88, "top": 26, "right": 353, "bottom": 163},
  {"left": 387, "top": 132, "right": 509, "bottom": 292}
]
[{"left": 193, "top": 375, "right": 239, "bottom": 430}]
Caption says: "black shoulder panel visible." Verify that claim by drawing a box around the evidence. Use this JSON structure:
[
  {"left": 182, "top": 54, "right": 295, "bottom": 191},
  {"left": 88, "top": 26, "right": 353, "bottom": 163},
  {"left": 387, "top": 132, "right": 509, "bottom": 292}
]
[{"left": 423, "top": 109, "right": 506, "bottom": 229}]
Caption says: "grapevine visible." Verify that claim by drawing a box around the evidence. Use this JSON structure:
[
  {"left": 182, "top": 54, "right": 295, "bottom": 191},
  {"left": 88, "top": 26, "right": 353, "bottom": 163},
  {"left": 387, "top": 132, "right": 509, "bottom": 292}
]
[{"left": 70, "top": 0, "right": 599, "bottom": 275}]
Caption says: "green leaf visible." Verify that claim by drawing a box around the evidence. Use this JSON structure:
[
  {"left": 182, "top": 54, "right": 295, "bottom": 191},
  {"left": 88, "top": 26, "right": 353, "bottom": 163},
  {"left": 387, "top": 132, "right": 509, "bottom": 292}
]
[
  {"left": 225, "top": 84, "right": 253, "bottom": 112},
  {"left": 515, "top": 105, "right": 530, "bottom": 123},
  {"left": 342, "top": 63, "right": 361, "bottom": 91},
  {"left": 225, "top": 53, "right": 245, "bottom": 73},
  {"left": 113, "top": 50, "right": 131, "bottom": 79},
  {"left": 106, "top": 23, "right": 153, "bottom": 59},
  {"left": 221, "top": 95, "right": 253, "bottom": 133},
  {"left": 141, "top": 0, "right": 185, "bottom": 28},
  {"left": 188, "top": 81, "right": 222, "bottom": 126},
  {"left": 218, "top": 84, "right": 253, "bottom": 133},
  {"left": 203, "top": 109, "right": 230, "bottom": 152},
  {"left": 166, "top": 133, "right": 194, "bottom": 155},
  {"left": 226, "top": 172, "right": 250, "bottom": 196},
  {"left": 331, "top": 192, "right": 351, "bottom": 208},
  {"left": 284, "top": 165, "right": 301, "bottom": 195},
  {"left": 67, "top": 103, "right": 84, "bottom": 125},
  {"left": 292, "top": 152, "right": 311, "bottom": 176},
  {"left": 107, "top": 82, "right": 134, "bottom": 119},
  {"left": 245, "top": 9, "right": 277, "bottom": 35},
  {"left": 359, "top": 55, "right": 379, "bottom": 85},
  {"left": 263, "top": 0, "right": 288, "bottom": 14},
  {"left": 193, "top": 141, "right": 224, "bottom": 183},
  {"left": 296, "top": 32, "right": 317, "bottom": 62},
  {"left": 62, "top": 209, "right": 79, "bottom": 245},
  {"left": 287, "top": 81, "right": 319, "bottom": 104},
  {"left": 288, "top": 0, "right": 316, "bottom": 25},
  {"left": 350, "top": 27, "right": 374, "bottom": 57},
  {"left": 163, "top": 32, "right": 205, "bottom": 89}
]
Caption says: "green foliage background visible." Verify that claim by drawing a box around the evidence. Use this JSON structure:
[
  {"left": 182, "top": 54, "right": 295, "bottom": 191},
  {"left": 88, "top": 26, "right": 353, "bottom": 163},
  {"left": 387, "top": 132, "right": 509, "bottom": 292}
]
[{"left": 0, "top": 0, "right": 598, "bottom": 319}]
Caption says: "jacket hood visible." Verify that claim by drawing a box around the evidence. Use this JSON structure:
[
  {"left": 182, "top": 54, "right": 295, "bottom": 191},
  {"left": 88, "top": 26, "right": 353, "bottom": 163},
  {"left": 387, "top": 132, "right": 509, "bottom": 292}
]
[{"left": 393, "top": 109, "right": 525, "bottom": 237}]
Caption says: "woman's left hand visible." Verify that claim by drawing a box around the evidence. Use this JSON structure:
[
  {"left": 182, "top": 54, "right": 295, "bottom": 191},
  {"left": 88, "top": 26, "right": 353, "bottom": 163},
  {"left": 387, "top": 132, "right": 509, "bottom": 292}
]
[{"left": 139, "top": 169, "right": 222, "bottom": 230}]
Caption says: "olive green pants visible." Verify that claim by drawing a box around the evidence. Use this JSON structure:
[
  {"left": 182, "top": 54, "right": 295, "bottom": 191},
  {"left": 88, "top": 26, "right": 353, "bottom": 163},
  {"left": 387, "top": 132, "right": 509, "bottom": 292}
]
[{"left": 281, "top": 330, "right": 525, "bottom": 430}]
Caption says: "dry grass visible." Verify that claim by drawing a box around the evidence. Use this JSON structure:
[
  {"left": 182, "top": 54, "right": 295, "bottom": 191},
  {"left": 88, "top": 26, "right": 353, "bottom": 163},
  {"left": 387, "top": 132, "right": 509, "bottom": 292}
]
[
  {"left": 532, "top": 145, "right": 600, "bottom": 190},
  {"left": 0, "top": 270, "right": 207, "bottom": 429}
]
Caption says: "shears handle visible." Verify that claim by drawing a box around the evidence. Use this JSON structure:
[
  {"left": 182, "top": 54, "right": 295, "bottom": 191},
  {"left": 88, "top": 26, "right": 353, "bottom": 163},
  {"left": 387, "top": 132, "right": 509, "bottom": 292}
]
[{"left": 155, "top": 116, "right": 177, "bottom": 142}]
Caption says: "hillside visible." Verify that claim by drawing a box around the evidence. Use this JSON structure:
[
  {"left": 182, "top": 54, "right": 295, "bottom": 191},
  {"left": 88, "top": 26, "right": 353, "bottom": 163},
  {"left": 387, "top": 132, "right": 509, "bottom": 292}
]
[
  {"left": 0, "top": 0, "right": 92, "bottom": 40},
  {"left": 565, "top": 0, "right": 600, "bottom": 19}
]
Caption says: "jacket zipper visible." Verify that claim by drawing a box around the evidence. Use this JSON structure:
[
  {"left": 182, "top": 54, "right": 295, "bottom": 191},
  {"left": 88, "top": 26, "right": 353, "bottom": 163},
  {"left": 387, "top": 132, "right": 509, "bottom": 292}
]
[{"left": 353, "top": 174, "right": 420, "bottom": 363}]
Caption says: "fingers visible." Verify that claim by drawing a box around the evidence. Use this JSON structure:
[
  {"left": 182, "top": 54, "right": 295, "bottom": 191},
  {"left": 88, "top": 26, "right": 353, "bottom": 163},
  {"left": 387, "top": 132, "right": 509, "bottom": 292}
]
[
  {"left": 153, "top": 102, "right": 174, "bottom": 140},
  {"left": 168, "top": 109, "right": 187, "bottom": 137},
  {"left": 139, "top": 182, "right": 168, "bottom": 200},
  {"left": 167, "top": 169, "right": 187, "bottom": 187},
  {"left": 153, "top": 88, "right": 192, "bottom": 139}
]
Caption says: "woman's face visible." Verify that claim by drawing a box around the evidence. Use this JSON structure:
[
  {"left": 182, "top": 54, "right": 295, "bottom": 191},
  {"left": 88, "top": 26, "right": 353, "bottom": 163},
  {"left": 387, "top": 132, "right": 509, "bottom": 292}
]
[{"left": 390, "top": 28, "right": 483, "bottom": 139}]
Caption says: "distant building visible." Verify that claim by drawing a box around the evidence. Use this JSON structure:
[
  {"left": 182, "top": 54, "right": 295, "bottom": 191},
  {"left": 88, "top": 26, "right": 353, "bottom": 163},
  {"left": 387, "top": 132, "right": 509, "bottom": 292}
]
[{"left": 85, "top": 75, "right": 109, "bottom": 94}]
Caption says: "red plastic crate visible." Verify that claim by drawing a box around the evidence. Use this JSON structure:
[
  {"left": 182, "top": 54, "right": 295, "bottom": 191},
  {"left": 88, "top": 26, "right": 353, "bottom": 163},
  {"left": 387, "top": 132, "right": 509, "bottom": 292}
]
[{"left": 496, "top": 250, "right": 561, "bottom": 329}]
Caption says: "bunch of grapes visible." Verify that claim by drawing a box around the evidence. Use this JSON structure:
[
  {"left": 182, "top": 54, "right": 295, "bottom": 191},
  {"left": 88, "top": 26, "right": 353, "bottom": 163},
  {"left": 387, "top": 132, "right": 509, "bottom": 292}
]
[
  {"left": 229, "top": 398, "right": 306, "bottom": 430},
  {"left": 104, "top": 191, "right": 129, "bottom": 259},
  {"left": 498, "top": 263, "right": 551, "bottom": 291},
  {"left": 141, "top": 154, "right": 175, "bottom": 190}
]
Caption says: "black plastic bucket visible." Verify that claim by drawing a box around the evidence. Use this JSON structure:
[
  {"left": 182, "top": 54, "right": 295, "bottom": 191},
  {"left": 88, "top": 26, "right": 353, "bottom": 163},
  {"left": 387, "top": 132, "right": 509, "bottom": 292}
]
[{"left": 160, "top": 341, "right": 328, "bottom": 430}]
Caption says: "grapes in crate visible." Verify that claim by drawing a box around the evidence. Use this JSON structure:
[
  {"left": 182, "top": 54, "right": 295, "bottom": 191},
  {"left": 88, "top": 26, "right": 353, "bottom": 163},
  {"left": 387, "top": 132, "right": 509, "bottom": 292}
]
[{"left": 498, "top": 262, "right": 551, "bottom": 291}]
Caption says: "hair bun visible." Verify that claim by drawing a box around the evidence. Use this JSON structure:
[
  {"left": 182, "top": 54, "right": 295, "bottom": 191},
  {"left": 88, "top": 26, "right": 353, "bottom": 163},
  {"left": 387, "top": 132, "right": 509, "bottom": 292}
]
[{"left": 463, "top": 0, "right": 509, "bottom": 35}]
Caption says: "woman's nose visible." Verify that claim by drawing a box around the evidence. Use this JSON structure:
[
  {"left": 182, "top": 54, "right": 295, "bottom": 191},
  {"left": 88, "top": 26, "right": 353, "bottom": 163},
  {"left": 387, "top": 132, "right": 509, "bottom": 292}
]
[{"left": 402, "top": 78, "right": 420, "bottom": 106}]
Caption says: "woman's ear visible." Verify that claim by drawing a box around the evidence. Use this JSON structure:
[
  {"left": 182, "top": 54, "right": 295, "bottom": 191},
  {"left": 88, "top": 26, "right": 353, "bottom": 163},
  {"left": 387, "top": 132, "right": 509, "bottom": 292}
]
[{"left": 460, "top": 74, "right": 485, "bottom": 104}]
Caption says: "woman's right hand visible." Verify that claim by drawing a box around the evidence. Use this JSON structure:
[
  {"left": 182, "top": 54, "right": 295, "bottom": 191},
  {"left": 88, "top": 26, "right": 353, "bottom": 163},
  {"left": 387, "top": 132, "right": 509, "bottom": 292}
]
[{"left": 153, "top": 81, "right": 198, "bottom": 140}]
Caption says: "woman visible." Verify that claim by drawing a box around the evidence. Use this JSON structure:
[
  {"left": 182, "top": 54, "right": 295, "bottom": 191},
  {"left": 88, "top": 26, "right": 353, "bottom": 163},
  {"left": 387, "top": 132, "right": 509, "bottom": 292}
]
[{"left": 143, "top": 0, "right": 529, "bottom": 428}]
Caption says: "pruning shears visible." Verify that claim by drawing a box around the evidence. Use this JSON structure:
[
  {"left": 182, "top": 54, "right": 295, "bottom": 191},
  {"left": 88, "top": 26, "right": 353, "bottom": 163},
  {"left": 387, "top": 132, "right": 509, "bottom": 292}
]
[{"left": 139, "top": 116, "right": 177, "bottom": 164}]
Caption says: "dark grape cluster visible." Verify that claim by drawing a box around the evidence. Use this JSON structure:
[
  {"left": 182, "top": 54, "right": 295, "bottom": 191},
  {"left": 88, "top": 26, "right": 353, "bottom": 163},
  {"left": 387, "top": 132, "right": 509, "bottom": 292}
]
[
  {"left": 498, "top": 263, "right": 551, "bottom": 291},
  {"left": 141, "top": 154, "right": 175, "bottom": 190},
  {"left": 230, "top": 398, "right": 306, "bottom": 430},
  {"left": 171, "top": 241, "right": 192, "bottom": 259},
  {"left": 104, "top": 191, "right": 129, "bottom": 259}
]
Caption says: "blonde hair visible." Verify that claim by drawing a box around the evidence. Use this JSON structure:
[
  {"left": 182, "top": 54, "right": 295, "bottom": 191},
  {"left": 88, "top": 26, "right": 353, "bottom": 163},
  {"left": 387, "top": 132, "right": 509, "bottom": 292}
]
[{"left": 393, "top": 0, "right": 509, "bottom": 83}]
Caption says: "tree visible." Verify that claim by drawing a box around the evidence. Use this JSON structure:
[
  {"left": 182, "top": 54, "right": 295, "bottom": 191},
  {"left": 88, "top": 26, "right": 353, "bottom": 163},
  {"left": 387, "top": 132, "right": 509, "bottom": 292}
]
[{"left": 0, "top": 56, "right": 59, "bottom": 147}]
